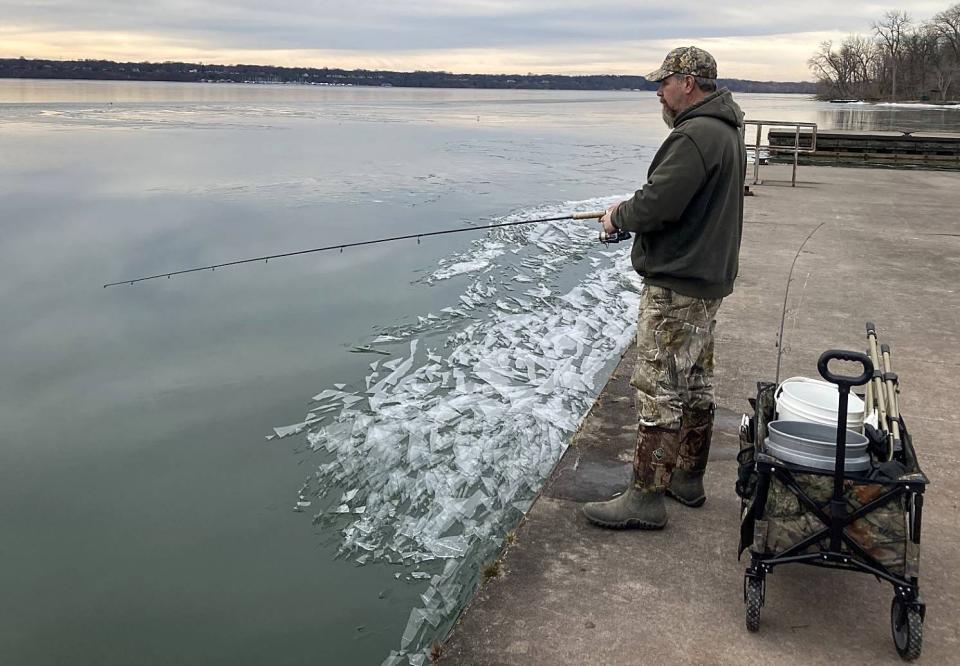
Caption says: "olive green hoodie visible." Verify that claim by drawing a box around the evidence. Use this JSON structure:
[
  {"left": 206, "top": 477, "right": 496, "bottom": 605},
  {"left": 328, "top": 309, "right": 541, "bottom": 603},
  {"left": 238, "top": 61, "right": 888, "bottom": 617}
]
[{"left": 611, "top": 89, "right": 746, "bottom": 299}]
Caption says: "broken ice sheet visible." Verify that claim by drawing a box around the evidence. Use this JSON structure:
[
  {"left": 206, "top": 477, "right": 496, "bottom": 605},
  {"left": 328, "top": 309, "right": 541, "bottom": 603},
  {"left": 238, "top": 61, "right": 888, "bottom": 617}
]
[
  {"left": 524, "top": 285, "right": 551, "bottom": 298},
  {"left": 287, "top": 201, "right": 642, "bottom": 659},
  {"left": 423, "top": 535, "right": 468, "bottom": 559},
  {"left": 350, "top": 345, "right": 392, "bottom": 355},
  {"left": 400, "top": 608, "right": 429, "bottom": 650},
  {"left": 272, "top": 422, "right": 309, "bottom": 439},
  {"left": 340, "top": 395, "right": 364, "bottom": 408},
  {"left": 311, "top": 389, "right": 343, "bottom": 402}
]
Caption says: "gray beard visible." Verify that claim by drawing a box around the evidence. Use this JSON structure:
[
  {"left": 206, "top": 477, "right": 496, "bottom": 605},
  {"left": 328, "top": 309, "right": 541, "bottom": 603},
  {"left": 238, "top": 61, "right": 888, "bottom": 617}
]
[{"left": 661, "top": 106, "right": 676, "bottom": 128}]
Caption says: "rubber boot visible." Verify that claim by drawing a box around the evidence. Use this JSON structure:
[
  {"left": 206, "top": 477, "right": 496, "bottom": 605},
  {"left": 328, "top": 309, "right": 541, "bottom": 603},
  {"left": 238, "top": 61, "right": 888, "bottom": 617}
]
[
  {"left": 582, "top": 424, "right": 676, "bottom": 530},
  {"left": 582, "top": 485, "right": 667, "bottom": 530},
  {"left": 666, "top": 407, "right": 714, "bottom": 507},
  {"left": 666, "top": 470, "right": 707, "bottom": 508}
]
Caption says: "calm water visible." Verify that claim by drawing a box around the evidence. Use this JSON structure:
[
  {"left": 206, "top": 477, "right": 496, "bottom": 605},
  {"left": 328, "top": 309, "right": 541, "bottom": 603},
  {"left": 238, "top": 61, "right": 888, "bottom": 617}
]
[{"left": 2, "top": 79, "right": 959, "bottom": 666}]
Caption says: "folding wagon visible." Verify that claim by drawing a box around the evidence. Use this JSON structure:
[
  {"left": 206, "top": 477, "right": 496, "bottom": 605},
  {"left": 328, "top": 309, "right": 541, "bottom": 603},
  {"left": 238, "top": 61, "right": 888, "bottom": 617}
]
[{"left": 737, "top": 343, "right": 929, "bottom": 660}]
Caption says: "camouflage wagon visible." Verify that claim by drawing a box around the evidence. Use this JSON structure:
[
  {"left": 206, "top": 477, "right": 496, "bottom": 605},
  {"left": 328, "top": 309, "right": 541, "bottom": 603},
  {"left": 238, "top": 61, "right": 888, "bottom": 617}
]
[{"left": 736, "top": 350, "right": 928, "bottom": 661}]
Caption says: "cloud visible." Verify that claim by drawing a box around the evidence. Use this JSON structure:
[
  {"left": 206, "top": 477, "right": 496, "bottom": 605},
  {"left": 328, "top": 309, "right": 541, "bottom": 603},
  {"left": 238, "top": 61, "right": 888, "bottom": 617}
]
[{"left": 1, "top": 0, "right": 952, "bottom": 80}]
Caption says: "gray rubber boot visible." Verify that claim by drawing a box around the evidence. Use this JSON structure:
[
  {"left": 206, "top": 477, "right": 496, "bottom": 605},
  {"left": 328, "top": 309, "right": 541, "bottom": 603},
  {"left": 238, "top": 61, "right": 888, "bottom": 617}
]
[
  {"left": 582, "top": 486, "right": 667, "bottom": 530},
  {"left": 665, "top": 470, "right": 706, "bottom": 507}
]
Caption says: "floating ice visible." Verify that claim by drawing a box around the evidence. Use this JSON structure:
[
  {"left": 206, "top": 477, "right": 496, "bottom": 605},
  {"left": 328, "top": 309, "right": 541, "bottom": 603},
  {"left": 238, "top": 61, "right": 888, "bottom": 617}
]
[
  {"left": 524, "top": 285, "right": 551, "bottom": 298},
  {"left": 877, "top": 102, "right": 960, "bottom": 110},
  {"left": 312, "top": 389, "right": 343, "bottom": 402},
  {"left": 279, "top": 196, "right": 638, "bottom": 663},
  {"left": 429, "top": 242, "right": 506, "bottom": 281},
  {"left": 272, "top": 421, "right": 311, "bottom": 439},
  {"left": 350, "top": 345, "right": 392, "bottom": 355}
]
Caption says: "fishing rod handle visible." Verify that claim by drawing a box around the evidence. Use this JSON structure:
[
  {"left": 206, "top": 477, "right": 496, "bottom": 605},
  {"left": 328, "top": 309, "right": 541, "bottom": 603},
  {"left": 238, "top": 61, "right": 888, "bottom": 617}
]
[{"left": 572, "top": 211, "right": 606, "bottom": 219}]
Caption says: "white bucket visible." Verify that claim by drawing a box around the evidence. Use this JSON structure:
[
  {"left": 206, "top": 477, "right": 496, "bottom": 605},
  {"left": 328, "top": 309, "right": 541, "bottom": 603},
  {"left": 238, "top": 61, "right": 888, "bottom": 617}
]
[{"left": 775, "top": 376, "right": 865, "bottom": 433}]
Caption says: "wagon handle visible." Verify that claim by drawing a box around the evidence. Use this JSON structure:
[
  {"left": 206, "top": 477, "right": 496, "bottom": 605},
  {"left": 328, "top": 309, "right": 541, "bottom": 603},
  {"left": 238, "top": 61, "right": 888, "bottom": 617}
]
[
  {"left": 817, "top": 349, "right": 873, "bottom": 389},
  {"left": 817, "top": 349, "right": 874, "bottom": 551}
]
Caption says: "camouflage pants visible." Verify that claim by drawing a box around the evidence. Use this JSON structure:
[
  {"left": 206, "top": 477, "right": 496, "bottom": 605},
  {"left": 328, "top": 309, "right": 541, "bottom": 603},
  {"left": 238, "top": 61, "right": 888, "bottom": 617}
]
[
  {"left": 631, "top": 284, "right": 722, "bottom": 429},
  {"left": 631, "top": 285, "right": 722, "bottom": 489}
]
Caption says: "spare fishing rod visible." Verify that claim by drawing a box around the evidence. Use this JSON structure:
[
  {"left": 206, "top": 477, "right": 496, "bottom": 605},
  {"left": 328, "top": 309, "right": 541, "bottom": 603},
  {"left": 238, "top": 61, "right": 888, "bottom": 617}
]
[
  {"left": 774, "top": 221, "right": 826, "bottom": 385},
  {"left": 104, "top": 210, "right": 630, "bottom": 288}
]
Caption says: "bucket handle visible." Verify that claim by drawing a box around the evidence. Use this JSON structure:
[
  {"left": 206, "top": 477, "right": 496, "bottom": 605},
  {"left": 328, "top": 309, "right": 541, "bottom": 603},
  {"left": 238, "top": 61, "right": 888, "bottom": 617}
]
[{"left": 774, "top": 375, "right": 825, "bottom": 402}]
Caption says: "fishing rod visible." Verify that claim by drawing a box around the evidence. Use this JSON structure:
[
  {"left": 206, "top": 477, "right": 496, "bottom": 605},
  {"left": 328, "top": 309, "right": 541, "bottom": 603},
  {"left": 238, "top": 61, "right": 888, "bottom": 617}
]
[
  {"left": 774, "top": 221, "right": 825, "bottom": 385},
  {"left": 103, "top": 210, "right": 629, "bottom": 287}
]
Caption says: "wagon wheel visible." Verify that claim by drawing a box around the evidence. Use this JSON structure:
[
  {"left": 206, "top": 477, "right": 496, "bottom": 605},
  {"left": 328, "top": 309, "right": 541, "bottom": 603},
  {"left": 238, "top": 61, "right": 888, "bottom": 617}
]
[
  {"left": 891, "top": 596, "right": 923, "bottom": 661},
  {"left": 745, "top": 576, "right": 763, "bottom": 632}
]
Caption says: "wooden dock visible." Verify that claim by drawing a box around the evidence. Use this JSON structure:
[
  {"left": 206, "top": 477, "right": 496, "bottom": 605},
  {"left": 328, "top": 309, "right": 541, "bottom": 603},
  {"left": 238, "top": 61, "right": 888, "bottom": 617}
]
[{"left": 769, "top": 129, "right": 960, "bottom": 166}]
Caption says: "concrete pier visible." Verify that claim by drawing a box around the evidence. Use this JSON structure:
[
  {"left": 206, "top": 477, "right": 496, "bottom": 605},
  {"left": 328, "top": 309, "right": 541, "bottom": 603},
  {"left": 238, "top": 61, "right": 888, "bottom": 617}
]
[{"left": 439, "top": 165, "right": 960, "bottom": 664}]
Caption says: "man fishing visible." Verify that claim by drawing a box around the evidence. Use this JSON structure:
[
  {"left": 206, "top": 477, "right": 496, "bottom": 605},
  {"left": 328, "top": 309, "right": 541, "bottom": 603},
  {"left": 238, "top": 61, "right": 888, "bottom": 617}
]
[{"left": 583, "top": 46, "right": 746, "bottom": 529}]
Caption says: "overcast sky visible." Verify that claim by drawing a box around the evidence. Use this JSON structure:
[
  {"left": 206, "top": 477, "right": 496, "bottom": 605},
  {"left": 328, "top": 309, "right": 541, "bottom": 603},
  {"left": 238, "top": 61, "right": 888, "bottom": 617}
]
[{"left": 0, "top": 1, "right": 949, "bottom": 81}]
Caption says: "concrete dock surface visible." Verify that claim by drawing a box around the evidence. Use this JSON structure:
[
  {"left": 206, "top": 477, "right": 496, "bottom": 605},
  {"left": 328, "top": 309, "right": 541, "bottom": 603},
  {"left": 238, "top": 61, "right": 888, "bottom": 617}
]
[{"left": 440, "top": 165, "right": 960, "bottom": 664}]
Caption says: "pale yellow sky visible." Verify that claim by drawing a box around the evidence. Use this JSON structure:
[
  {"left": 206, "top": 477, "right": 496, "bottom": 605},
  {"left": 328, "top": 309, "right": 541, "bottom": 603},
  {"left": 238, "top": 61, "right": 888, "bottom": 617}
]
[
  {"left": 2, "top": 0, "right": 950, "bottom": 81},
  {"left": 1, "top": 26, "right": 847, "bottom": 80}
]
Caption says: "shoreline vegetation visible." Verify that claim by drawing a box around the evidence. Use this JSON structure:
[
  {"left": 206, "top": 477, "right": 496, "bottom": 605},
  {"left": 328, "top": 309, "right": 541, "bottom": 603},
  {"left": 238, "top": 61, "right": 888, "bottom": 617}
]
[
  {"left": 809, "top": 3, "right": 960, "bottom": 102},
  {"left": 0, "top": 57, "right": 816, "bottom": 94}
]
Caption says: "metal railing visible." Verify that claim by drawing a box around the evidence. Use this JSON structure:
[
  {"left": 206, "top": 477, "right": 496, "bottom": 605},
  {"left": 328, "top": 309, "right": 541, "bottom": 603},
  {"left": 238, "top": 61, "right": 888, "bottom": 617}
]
[{"left": 742, "top": 120, "right": 818, "bottom": 187}]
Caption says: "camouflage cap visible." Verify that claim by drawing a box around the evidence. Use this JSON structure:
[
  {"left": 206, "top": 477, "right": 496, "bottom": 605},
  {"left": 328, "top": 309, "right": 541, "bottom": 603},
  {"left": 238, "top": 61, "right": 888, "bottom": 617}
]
[{"left": 645, "top": 46, "right": 717, "bottom": 83}]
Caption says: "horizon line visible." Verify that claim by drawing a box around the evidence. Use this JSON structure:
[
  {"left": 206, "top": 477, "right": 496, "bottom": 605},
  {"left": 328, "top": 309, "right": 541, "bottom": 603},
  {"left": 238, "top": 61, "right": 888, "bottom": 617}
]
[{"left": 1, "top": 55, "right": 817, "bottom": 85}]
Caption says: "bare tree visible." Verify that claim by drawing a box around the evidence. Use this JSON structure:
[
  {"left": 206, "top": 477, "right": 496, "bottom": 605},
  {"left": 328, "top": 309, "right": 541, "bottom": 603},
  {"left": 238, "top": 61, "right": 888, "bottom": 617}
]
[
  {"left": 927, "top": 25, "right": 960, "bottom": 100},
  {"left": 932, "top": 3, "right": 960, "bottom": 59},
  {"left": 873, "top": 10, "right": 913, "bottom": 99},
  {"left": 931, "top": 53, "right": 958, "bottom": 100},
  {"left": 902, "top": 28, "right": 941, "bottom": 97},
  {"left": 809, "top": 4, "right": 960, "bottom": 102},
  {"left": 809, "top": 40, "right": 855, "bottom": 98},
  {"left": 808, "top": 36, "right": 882, "bottom": 99},
  {"left": 846, "top": 35, "right": 878, "bottom": 98}
]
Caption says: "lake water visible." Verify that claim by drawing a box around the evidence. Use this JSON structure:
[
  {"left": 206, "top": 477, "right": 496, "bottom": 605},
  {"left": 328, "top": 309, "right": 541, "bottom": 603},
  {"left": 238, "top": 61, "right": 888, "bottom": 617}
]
[{"left": 2, "top": 80, "right": 959, "bottom": 666}]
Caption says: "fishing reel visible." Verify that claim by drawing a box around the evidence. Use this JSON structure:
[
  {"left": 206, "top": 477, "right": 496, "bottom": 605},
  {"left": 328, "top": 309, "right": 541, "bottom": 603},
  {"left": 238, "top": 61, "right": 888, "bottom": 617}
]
[{"left": 598, "top": 229, "right": 632, "bottom": 244}]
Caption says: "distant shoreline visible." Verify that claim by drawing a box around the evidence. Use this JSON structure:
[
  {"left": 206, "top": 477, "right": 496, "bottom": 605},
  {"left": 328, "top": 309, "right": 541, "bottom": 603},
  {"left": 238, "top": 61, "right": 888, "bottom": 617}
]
[{"left": 0, "top": 57, "right": 818, "bottom": 95}]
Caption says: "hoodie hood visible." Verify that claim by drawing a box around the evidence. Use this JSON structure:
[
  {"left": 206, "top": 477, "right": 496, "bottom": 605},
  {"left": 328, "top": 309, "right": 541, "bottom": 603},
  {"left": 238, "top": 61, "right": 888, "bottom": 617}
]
[{"left": 674, "top": 88, "right": 744, "bottom": 129}]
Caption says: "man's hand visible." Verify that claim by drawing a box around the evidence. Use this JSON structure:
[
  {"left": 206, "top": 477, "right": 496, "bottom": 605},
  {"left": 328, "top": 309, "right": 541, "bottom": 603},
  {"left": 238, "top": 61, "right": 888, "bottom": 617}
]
[{"left": 600, "top": 201, "right": 621, "bottom": 234}]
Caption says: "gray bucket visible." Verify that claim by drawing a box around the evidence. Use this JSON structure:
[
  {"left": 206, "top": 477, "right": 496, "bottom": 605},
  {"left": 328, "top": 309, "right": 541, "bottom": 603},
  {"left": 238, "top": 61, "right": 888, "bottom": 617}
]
[{"left": 764, "top": 420, "right": 871, "bottom": 472}]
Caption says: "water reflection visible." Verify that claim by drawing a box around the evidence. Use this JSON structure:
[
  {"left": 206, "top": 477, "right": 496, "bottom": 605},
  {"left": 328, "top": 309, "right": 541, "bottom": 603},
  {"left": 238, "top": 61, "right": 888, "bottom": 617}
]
[
  {"left": 819, "top": 105, "right": 960, "bottom": 133},
  {"left": 3, "top": 82, "right": 960, "bottom": 666}
]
